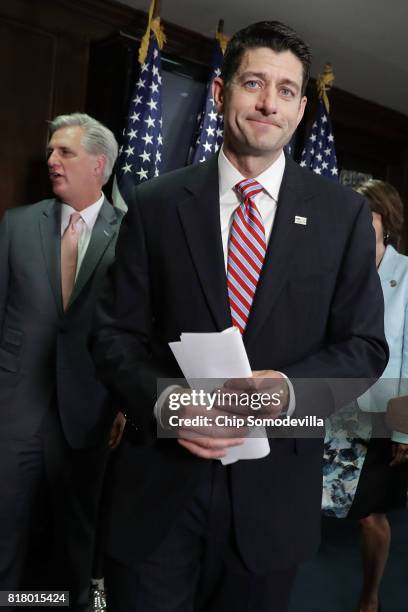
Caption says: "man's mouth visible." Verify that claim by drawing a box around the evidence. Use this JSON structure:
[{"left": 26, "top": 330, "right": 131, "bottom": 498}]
[
  {"left": 248, "top": 117, "right": 281, "bottom": 128},
  {"left": 49, "top": 172, "right": 63, "bottom": 179}
]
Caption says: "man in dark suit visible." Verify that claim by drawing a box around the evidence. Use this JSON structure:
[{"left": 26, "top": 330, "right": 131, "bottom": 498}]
[
  {"left": 91, "top": 22, "right": 388, "bottom": 612},
  {"left": 0, "top": 113, "right": 124, "bottom": 611}
]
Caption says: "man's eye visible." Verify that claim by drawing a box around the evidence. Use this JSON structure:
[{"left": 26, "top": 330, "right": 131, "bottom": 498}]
[
  {"left": 280, "top": 88, "right": 294, "bottom": 97},
  {"left": 245, "top": 80, "right": 260, "bottom": 89}
]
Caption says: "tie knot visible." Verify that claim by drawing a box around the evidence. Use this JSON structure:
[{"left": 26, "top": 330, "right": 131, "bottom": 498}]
[
  {"left": 235, "top": 179, "right": 263, "bottom": 202},
  {"left": 69, "top": 212, "right": 82, "bottom": 226}
]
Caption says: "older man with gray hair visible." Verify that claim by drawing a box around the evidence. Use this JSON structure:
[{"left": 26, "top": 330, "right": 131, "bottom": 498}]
[{"left": 0, "top": 113, "right": 124, "bottom": 610}]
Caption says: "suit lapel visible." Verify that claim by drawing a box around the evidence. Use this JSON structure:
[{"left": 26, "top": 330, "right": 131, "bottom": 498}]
[
  {"left": 177, "top": 157, "right": 232, "bottom": 331},
  {"left": 245, "top": 158, "right": 313, "bottom": 344},
  {"left": 39, "top": 199, "right": 63, "bottom": 314},
  {"left": 68, "top": 199, "right": 120, "bottom": 307}
]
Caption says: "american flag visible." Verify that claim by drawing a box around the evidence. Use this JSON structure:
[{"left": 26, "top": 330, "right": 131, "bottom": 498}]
[
  {"left": 300, "top": 98, "right": 338, "bottom": 180},
  {"left": 190, "top": 36, "right": 225, "bottom": 164},
  {"left": 113, "top": 35, "right": 163, "bottom": 211}
]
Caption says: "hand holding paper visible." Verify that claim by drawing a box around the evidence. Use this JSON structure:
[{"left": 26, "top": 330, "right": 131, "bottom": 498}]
[{"left": 167, "top": 327, "right": 272, "bottom": 464}]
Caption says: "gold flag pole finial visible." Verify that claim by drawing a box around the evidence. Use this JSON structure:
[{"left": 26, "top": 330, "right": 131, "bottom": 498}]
[
  {"left": 317, "top": 63, "right": 335, "bottom": 113},
  {"left": 215, "top": 19, "right": 229, "bottom": 53},
  {"left": 138, "top": 0, "right": 167, "bottom": 66}
]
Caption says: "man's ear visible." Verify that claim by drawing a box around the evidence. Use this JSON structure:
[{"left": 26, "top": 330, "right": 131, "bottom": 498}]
[
  {"left": 296, "top": 96, "right": 307, "bottom": 128},
  {"left": 212, "top": 77, "right": 225, "bottom": 114},
  {"left": 94, "top": 154, "right": 106, "bottom": 179}
]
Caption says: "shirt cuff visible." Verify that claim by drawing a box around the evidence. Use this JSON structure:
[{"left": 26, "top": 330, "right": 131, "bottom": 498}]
[
  {"left": 154, "top": 385, "right": 180, "bottom": 429},
  {"left": 276, "top": 371, "right": 295, "bottom": 417},
  {"left": 391, "top": 430, "right": 408, "bottom": 444}
]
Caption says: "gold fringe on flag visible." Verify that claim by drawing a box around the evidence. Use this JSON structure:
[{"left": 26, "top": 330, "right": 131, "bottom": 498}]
[
  {"left": 317, "top": 63, "right": 335, "bottom": 113},
  {"left": 138, "top": 0, "right": 166, "bottom": 65},
  {"left": 215, "top": 30, "right": 229, "bottom": 54}
]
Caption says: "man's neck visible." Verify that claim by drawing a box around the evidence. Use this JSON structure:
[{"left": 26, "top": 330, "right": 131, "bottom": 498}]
[
  {"left": 222, "top": 148, "right": 282, "bottom": 178},
  {"left": 62, "top": 192, "right": 103, "bottom": 212}
]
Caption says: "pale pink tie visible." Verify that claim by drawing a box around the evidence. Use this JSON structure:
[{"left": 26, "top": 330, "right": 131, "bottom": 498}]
[{"left": 61, "top": 212, "right": 81, "bottom": 310}]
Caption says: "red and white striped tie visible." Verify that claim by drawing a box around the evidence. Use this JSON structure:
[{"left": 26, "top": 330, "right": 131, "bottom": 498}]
[{"left": 227, "top": 179, "right": 266, "bottom": 334}]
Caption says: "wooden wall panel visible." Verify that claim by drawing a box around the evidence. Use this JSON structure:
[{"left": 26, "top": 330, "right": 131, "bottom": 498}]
[{"left": 0, "top": 19, "right": 56, "bottom": 208}]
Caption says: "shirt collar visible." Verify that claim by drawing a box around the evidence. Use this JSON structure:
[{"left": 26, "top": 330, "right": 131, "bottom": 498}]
[
  {"left": 60, "top": 193, "right": 104, "bottom": 230},
  {"left": 218, "top": 147, "right": 286, "bottom": 202}
]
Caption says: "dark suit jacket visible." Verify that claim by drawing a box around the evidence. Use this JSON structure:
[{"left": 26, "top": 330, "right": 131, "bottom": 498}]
[
  {"left": 92, "top": 155, "right": 388, "bottom": 571},
  {"left": 0, "top": 197, "right": 123, "bottom": 448}
]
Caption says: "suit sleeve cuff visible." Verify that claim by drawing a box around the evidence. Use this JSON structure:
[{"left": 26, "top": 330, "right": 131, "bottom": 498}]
[{"left": 276, "top": 371, "right": 295, "bottom": 417}]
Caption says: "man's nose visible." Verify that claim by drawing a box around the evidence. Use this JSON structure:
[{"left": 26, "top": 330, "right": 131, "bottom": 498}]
[
  {"left": 256, "top": 87, "right": 278, "bottom": 114},
  {"left": 48, "top": 150, "right": 59, "bottom": 167}
]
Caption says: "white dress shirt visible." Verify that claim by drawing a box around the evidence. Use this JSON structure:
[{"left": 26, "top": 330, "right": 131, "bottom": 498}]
[
  {"left": 218, "top": 147, "right": 285, "bottom": 269},
  {"left": 218, "top": 147, "right": 295, "bottom": 416},
  {"left": 60, "top": 193, "right": 104, "bottom": 279}
]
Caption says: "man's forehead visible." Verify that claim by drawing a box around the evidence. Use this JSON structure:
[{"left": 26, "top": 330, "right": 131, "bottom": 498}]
[{"left": 234, "top": 47, "right": 303, "bottom": 81}]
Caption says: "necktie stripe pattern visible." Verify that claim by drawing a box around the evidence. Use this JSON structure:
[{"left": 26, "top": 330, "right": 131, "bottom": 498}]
[{"left": 227, "top": 179, "right": 266, "bottom": 334}]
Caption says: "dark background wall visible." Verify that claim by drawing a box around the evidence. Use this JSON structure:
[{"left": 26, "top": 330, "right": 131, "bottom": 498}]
[{"left": 2, "top": 0, "right": 408, "bottom": 241}]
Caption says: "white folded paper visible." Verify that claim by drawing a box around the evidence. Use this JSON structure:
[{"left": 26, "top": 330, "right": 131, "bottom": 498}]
[{"left": 169, "top": 327, "right": 270, "bottom": 464}]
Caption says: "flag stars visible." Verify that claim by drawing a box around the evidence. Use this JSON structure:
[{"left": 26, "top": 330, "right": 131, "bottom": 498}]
[
  {"left": 149, "top": 82, "right": 159, "bottom": 94},
  {"left": 136, "top": 78, "right": 145, "bottom": 89},
  {"left": 130, "top": 112, "right": 140, "bottom": 122},
  {"left": 144, "top": 116, "right": 156, "bottom": 128},
  {"left": 147, "top": 99, "right": 158, "bottom": 111},
  {"left": 139, "top": 150, "right": 151, "bottom": 163},
  {"left": 208, "top": 110, "right": 218, "bottom": 122},
  {"left": 122, "top": 162, "right": 132, "bottom": 173},
  {"left": 136, "top": 168, "right": 149, "bottom": 181},
  {"left": 203, "top": 141, "right": 212, "bottom": 152},
  {"left": 141, "top": 133, "right": 154, "bottom": 146},
  {"left": 127, "top": 129, "right": 138, "bottom": 140},
  {"left": 206, "top": 126, "right": 215, "bottom": 137},
  {"left": 328, "top": 134, "right": 334, "bottom": 142},
  {"left": 133, "top": 95, "right": 143, "bottom": 105},
  {"left": 141, "top": 62, "right": 149, "bottom": 73},
  {"left": 125, "top": 146, "right": 134, "bottom": 157}
]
